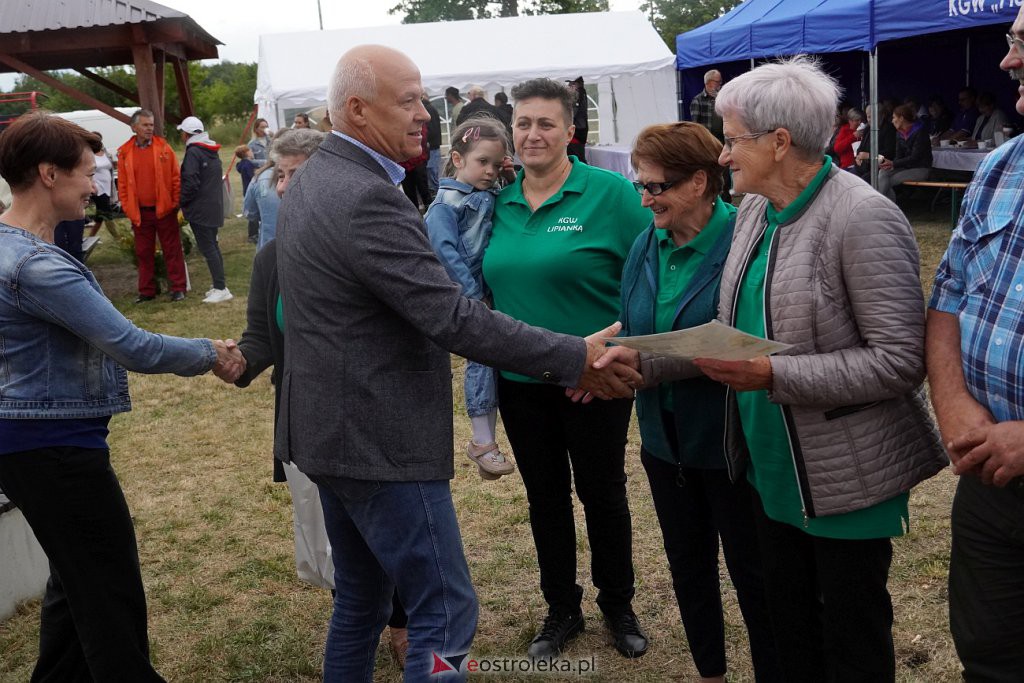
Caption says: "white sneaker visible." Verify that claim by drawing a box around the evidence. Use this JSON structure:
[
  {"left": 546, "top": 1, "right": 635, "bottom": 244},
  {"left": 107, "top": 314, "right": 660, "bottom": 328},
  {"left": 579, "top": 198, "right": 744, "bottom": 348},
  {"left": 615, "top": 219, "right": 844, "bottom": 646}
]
[
  {"left": 202, "top": 287, "right": 233, "bottom": 303},
  {"left": 204, "top": 288, "right": 216, "bottom": 297}
]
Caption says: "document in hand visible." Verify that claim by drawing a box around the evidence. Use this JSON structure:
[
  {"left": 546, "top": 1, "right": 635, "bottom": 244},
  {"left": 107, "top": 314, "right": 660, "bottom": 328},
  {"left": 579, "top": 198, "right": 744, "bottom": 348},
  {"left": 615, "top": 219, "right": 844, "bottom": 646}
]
[{"left": 609, "top": 320, "right": 790, "bottom": 361}]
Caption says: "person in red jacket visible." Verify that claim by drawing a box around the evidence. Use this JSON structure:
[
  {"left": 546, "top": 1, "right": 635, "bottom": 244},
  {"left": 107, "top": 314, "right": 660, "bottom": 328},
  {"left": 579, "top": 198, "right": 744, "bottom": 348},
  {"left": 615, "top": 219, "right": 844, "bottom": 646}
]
[
  {"left": 832, "top": 108, "right": 863, "bottom": 171},
  {"left": 117, "top": 109, "right": 186, "bottom": 303},
  {"left": 399, "top": 122, "right": 432, "bottom": 210}
]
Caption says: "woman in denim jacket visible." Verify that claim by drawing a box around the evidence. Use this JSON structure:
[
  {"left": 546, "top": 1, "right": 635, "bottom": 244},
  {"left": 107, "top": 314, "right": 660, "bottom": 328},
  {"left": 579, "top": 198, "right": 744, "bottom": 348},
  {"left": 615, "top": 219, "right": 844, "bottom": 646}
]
[
  {"left": 424, "top": 117, "right": 513, "bottom": 479},
  {"left": 0, "top": 112, "right": 240, "bottom": 682}
]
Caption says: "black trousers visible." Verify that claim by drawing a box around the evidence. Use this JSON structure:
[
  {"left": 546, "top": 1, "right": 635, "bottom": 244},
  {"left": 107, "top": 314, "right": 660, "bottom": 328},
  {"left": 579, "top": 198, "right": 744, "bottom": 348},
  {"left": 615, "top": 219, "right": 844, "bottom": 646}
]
[
  {"left": 191, "top": 223, "right": 226, "bottom": 290},
  {"left": 497, "top": 378, "right": 635, "bottom": 616},
  {"left": 0, "top": 447, "right": 164, "bottom": 682},
  {"left": 53, "top": 220, "right": 86, "bottom": 264},
  {"left": 400, "top": 163, "right": 432, "bottom": 209},
  {"left": 751, "top": 492, "right": 895, "bottom": 683},
  {"left": 949, "top": 474, "right": 1024, "bottom": 682},
  {"left": 642, "top": 452, "right": 781, "bottom": 680},
  {"left": 388, "top": 592, "right": 408, "bottom": 629},
  {"left": 567, "top": 142, "right": 587, "bottom": 163}
]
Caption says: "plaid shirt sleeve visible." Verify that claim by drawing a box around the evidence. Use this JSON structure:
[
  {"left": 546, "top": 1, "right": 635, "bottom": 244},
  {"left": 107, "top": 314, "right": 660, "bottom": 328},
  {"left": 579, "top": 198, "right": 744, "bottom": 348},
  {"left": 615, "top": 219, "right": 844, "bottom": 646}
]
[
  {"left": 690, "top": 92, "right": 713, "bottom": 128},
  {"left": 929, "top": 228, "right": 966, "bottom": 313}
]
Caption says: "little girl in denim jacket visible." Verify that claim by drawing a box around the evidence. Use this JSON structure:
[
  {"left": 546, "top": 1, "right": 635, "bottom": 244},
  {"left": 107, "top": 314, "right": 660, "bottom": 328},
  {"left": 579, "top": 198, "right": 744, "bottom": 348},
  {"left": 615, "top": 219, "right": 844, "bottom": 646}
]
[{"left": 425, "top": 116, "right": 513, "bottom": 480}]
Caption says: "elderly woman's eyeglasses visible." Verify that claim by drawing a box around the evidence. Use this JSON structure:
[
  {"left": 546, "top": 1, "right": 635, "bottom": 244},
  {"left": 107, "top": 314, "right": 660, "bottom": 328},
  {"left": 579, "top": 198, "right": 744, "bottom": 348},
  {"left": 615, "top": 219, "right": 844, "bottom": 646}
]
[
  {"left": 633, "top": 180, "right": 678, "bottom": 196},
  {"left": 723, "top": 130, "right": 774, "bottom": 151},
  {"left": 1007, "top": 33, "right": 1024, "bottom": 53}
]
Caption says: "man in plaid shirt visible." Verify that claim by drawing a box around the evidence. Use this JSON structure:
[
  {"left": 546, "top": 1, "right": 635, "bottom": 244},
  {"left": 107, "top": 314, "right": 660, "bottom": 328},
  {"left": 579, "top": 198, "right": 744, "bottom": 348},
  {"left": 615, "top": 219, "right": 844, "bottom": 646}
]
[
  {"left": 926, "top": 8, "right": 1024, "bottom": 679},
  {"left": 689, "top": 69, "right": 723, "bottom": 141}
]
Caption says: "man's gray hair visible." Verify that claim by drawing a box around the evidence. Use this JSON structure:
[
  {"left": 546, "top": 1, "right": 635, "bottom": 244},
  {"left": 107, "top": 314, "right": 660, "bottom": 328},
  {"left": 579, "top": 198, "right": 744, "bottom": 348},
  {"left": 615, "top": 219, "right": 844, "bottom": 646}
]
[
  {"left": 703, "top": 69, "right": 721, "bottom": 84},
  {"left": 327, "top": 54, "right": 378, "bottom": 122},
  {"left": 715, "top": 56, "right": 839, "bottom": 160},
  {"left": 270, "top": 128, "right": 325, "bottom": 162},
  {"left": 130, "top": 109, "right": 154, "bottom": 125}
]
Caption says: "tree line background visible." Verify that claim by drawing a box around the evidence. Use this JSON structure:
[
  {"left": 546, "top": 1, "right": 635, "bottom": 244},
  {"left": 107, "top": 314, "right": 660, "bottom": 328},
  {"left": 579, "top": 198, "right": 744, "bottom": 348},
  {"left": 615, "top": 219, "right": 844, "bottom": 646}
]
[
  {"left": 390, "top": 0, "right": 740, "bottom": 48},
  {"left": 0, "top": 0, "right": 738, "bottom": 140}
]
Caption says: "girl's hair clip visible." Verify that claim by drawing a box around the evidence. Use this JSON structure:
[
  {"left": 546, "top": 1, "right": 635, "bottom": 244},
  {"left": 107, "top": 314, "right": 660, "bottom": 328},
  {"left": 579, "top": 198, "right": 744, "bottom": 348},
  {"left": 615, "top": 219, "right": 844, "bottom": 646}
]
[{"left": 461, "top": 126, "right": 481, "bottom": 144}]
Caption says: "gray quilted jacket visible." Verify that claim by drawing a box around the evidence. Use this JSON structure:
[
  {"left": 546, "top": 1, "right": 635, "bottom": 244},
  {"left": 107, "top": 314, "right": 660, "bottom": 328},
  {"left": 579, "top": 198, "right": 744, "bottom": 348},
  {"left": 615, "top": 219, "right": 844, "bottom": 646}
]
[{"left": 718, "top": 165, "right": 946, "bottom": 518}]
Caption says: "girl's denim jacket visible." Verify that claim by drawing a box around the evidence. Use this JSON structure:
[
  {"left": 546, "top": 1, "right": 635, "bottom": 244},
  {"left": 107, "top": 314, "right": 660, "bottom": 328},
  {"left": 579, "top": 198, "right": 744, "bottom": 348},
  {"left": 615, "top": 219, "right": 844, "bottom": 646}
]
[
  {"left": 244, "top": 170, "right": 280, "bottom": 250},
  {"left": 424, "top": 179, "right": 499, "bottom": 300},
  {"left": 0, "top": 224, "right": 215, "bottom": 419}
]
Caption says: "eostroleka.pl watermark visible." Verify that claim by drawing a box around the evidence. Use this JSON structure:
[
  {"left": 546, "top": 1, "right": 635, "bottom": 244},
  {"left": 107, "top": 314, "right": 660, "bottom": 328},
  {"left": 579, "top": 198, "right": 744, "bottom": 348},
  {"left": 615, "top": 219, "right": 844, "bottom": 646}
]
[{"left": 431, "top": 653, "right": 598, "bottom": 676}]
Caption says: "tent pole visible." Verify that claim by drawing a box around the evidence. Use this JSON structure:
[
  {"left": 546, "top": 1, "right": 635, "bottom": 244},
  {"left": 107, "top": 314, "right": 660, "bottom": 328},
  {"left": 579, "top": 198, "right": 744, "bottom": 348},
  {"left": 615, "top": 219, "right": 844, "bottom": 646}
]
[
  {"left": 610, "top": 77, "right": 620, "bottom": 143},
  {"left": 750, "top": 58, "right": 755, "bottom": 70},
  {"left": 870, "top": 47, "right": 879, "bottom": 189},
  {"left": 966, "top": 37, "right": 971, "bottom": 86},
  {"left": 677, "top": 69, "right": 684, "bottom": 122}
]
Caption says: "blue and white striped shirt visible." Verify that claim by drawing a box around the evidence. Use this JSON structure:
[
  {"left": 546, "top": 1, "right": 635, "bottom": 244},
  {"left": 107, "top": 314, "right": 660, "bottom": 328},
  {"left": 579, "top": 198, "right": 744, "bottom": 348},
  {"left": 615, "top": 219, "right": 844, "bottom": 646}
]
[
  {"left": 331, "top": 131, "right": 406, "bottom": 186},
  {"left": 930, "top": 135, "right": 1024, "bottom": 422}
]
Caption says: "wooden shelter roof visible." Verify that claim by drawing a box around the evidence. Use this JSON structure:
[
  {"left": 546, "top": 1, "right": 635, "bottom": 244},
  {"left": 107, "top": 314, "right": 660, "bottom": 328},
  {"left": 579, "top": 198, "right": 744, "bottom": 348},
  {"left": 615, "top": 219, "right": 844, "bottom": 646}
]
[{"left": 0, "top": 0, "right": 220, "bottom": 73}]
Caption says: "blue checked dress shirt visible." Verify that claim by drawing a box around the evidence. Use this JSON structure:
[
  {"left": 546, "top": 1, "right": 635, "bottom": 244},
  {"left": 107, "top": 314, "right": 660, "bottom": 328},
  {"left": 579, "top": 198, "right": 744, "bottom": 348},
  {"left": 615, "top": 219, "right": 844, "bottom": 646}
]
[
  {"left": 930, "top": 135, "right": 1024, "bottom": 422},
  {"left": 331, "top": 130, "right": 406, "bottom": 186}
]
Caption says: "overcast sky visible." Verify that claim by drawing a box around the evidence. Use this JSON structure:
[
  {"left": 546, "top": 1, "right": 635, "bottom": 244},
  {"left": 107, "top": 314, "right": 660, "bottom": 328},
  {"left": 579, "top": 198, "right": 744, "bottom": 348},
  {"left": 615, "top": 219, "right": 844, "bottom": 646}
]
[{"left": 1, "top": 0, "right": 642, "bottom": 91}]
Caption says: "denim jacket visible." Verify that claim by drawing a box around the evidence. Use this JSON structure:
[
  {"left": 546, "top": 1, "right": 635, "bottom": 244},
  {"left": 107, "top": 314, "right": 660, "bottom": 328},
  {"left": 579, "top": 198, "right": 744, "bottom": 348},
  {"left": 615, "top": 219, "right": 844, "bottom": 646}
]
[
  {"left": 0, "top": 224, "right": 216, "bottom": 418},
  {"left": 248, "top": 136, "right": 269, "bottom": 163},
  {"left": 244, "top": 170, "right": 280, "bottom": 250},
  {"left": 424, "top": 178, "right": 499, "bottom": 300}
]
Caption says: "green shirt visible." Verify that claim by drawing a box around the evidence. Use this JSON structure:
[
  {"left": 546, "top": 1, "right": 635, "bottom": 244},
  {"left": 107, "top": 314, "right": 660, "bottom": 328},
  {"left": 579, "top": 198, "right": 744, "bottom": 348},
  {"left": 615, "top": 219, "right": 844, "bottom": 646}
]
[
  {"left": 655, "top": 198, "right": 736, "bottom": 411},
  {"left": 733, "top": 159, "right": 909, "bottom": 539},
  {"left": 484, "top": 158, "right": 651, "bottom": 382}
]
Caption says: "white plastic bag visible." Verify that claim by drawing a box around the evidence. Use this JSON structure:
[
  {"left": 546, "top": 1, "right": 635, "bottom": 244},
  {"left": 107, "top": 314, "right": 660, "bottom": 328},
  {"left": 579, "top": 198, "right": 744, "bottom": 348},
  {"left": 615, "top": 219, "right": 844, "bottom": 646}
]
[{"left": 283, "top": 462, "right": 335, "bottom": 589}]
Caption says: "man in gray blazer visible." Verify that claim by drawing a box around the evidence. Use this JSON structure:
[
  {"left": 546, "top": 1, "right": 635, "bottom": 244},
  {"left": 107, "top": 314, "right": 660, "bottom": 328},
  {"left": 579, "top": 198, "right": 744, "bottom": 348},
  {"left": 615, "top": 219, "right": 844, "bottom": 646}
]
[{"left": 275, "top": 45, "right": 637, "bottom": 682}]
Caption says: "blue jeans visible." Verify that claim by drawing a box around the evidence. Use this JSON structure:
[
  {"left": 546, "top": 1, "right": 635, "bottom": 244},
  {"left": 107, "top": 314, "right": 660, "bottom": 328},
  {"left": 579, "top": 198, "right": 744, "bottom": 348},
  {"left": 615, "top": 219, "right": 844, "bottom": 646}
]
[
  {"left": 427, "top": 149, "right": 441, "bottom": 193},
  {"left": 464, "top": 360, "right": 497, "bottom": 418},
  {"left": 313, "top": 476, "right": 478, "bottom": 682}
]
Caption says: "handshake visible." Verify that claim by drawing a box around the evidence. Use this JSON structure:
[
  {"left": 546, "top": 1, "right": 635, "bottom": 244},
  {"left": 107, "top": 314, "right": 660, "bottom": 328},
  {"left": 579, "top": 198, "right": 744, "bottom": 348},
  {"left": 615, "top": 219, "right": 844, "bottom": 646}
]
[
  {"left": 211, "top": 340, "right": 247, "bottom": 383},
  {"left": 571, "top": 322, "right": 642, "bottom": 402},
  {"left": 208, "top": 322, "right": 643, "bottom": 401}
]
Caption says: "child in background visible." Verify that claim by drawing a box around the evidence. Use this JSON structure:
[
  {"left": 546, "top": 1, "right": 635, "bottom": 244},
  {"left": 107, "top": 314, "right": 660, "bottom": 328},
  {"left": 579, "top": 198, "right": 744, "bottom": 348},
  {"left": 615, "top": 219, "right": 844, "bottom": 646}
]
[
  {"left": 235, "top": 145, "right": 258, "bottom": 243},
  {"left": 424, "top": 117, "right": 513, "bottom": 480}
]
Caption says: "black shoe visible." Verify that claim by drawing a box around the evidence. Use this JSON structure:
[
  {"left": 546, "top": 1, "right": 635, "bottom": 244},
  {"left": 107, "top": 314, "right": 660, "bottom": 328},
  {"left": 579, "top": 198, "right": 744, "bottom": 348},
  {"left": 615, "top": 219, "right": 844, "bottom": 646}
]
[
  {"left": 527, "top": 608, "right": 584, "bottom": 659},
  {"left": 134, "top": 294, "right": 156, "bottom": 304},
  {"left": 604, "top": 609, "right": 648, "bottom": 658},
  {"left": 169, "top": 291, "right": 186, "bottom": 302}
]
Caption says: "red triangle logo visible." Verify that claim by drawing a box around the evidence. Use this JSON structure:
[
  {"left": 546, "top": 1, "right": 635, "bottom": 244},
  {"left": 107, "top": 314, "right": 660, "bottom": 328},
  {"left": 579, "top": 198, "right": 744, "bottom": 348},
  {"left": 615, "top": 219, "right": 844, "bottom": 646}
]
[{"left": 431, "top": 653, "right": 455, "bottom": 674}]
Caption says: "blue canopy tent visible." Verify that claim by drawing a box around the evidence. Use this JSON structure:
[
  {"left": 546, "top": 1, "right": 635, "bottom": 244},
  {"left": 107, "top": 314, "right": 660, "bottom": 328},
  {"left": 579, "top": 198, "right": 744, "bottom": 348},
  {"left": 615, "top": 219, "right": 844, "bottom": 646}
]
[{"left": 676, "top": 0, "right": 1023, "bottom": 183}]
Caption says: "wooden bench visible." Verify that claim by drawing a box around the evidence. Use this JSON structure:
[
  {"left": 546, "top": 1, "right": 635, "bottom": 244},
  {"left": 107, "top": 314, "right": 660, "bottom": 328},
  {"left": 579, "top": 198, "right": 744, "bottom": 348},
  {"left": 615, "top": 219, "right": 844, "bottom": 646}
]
[{"left": 901, "top": 180, "right": 969, "bottom": 226}]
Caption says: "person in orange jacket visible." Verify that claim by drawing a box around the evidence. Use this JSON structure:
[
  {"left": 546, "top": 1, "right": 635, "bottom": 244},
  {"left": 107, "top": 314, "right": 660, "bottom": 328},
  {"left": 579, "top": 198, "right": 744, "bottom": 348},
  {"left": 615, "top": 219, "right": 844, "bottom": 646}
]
[{"left": 117, "top": 109, "right": 187, "bottom": 303}]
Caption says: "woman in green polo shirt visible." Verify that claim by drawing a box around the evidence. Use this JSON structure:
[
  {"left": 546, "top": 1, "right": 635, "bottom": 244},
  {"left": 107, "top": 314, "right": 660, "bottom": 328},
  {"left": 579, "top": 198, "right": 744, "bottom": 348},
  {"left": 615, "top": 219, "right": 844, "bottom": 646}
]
[
  {"left": 482, "top": 78, "right": 652, "bottom": 660},
  {"left": 689, "top": 58, "right": 946, "bottom": 682},
  {"left": 619, "top": 122, "right": 781, "bottom": 682}
]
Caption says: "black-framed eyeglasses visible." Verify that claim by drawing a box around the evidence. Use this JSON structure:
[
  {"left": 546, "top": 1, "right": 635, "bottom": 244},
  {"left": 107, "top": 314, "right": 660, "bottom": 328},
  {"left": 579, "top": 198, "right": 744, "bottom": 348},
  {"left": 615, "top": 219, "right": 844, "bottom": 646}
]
[
  {"left": 1007, "top": 32, "right": 1024, "bottom": 53},
  {"left": 633, "top": 179, "right": 678, "bottom": 196},
  {"left": 723, "top": 130, "right": 774, "bottom": 151}
]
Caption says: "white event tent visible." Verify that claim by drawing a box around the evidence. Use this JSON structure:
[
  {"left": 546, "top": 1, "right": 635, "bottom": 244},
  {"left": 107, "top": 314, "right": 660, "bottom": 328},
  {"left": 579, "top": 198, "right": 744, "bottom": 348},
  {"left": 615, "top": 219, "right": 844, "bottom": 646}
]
[{"left": 255, "top": 11, "right": 677, "bottom": 146}]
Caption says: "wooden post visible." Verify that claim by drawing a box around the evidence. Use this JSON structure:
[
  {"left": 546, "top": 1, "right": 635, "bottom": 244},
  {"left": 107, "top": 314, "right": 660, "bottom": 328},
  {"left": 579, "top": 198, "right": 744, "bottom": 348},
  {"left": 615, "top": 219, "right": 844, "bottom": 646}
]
[
  {"left": 172, "top": 57, "right": 194, "bottom": 119},
  {"left": 0, "top": 51, "right": 131, "bottom": 125},
  {"left": 155, "top": 49, "right": 166, "bottom": 122},
  {"left": 132, "top": 43, "right": 163, "bottom": 135}
]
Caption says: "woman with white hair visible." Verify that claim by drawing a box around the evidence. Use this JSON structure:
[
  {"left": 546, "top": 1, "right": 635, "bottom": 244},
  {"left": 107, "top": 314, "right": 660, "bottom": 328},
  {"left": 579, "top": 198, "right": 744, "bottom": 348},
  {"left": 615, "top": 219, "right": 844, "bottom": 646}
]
[{"left": 690, "top": 57, "right": 946, "bottom": 681}]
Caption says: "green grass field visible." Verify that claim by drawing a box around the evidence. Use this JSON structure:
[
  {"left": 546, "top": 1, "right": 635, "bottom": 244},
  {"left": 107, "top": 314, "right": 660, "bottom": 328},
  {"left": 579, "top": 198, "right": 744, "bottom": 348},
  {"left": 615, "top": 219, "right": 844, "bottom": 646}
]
[{"left": 0, "top": 170, "right": 966, "bottom": 681}]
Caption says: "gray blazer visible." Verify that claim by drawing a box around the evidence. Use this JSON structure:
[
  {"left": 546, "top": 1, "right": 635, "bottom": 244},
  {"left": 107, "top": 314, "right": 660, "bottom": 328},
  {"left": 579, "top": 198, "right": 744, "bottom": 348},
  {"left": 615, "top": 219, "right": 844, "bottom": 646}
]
[{"left": 275, "top": 134, "right": 586, "bottom": 481}]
